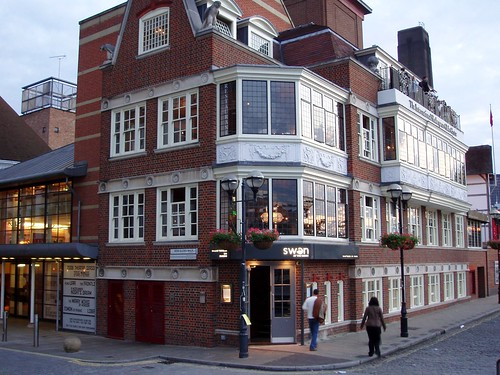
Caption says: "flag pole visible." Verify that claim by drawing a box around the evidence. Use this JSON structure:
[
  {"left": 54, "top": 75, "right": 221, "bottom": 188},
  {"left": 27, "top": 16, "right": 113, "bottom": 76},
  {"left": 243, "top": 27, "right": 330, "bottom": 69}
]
[{"left": 492, "top": 105, "right": 496, "bottom": 184}]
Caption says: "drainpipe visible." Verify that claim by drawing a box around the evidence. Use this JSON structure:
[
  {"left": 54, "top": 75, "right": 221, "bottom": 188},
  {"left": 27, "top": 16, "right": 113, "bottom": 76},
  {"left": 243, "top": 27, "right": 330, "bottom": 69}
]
[
  {"left": 1, "top": 261, "right": 4, "bottom": 317},
  {"left": 65, "top": 178, "right": 81, "bottom": 242},
  {"left": 30, "top": 262, "right": 35, "bottom": 325}
]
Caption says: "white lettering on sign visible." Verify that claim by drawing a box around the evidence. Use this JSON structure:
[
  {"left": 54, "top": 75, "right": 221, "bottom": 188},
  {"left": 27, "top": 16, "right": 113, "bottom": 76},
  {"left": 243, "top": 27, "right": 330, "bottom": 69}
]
[
  {"left": 64, "top": 263, "right": 96, "bottom": 279},
  {"left": 282, "top": 247, "right": 310, "bottom": 258}
]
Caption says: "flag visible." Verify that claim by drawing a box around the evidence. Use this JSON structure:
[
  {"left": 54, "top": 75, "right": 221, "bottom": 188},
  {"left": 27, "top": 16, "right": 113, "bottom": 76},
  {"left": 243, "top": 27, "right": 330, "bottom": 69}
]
[{"left": 491, "top": 108, "right": 494, "bottom": 127}]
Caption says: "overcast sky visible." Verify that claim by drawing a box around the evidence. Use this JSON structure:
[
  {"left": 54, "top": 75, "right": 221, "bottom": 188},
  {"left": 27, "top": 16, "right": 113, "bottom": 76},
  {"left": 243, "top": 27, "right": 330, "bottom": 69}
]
[{"left": 1, "top": 0, "right": 499, "bottom": 169}]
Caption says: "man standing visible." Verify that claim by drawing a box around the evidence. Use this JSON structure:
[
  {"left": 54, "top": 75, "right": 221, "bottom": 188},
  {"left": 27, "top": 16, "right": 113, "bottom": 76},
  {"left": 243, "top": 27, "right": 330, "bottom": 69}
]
[{"left": 302, "top": 288, "right": 321, "bottom": 351}]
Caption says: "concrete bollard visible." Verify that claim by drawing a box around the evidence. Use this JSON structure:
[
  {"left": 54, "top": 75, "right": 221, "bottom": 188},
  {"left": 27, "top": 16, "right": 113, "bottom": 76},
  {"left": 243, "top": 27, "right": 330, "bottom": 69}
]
[{"left": 63, "top": 336, "right": 82, "bottom": 353}]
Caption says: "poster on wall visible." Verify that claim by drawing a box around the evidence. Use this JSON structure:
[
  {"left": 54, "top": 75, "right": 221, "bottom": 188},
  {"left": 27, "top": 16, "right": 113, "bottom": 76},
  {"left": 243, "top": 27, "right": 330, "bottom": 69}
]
[{"left": 62, "top": 262, "right": 96, "bottom": 333}]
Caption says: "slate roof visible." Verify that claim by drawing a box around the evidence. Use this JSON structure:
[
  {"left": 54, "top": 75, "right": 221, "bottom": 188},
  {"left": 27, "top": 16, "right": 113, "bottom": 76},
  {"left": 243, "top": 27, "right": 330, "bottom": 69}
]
[
  {"left": 0, "top": 143, "right": 87, "bottom": 189},
  {"left": 0, "top": 96, "right": 51, "bottom": 162}
]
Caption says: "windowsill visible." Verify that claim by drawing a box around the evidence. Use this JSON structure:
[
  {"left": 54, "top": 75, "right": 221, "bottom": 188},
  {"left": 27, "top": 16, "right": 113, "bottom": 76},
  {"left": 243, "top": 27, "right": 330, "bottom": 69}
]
[
  {"left": 153, "top": 240, "right": 198, "bottom": 245},
  {"left": 109, "top": 151, "right": 147, "bottom": 161},
  {"left": 358, "top": 156, "right": 380, "bottom": 166},
  {"left": 106, "top": 241, "right": 146, "bottom": 246},
  {"left": 154, "top": 142, "right": 200, "bottom": 154},
  {"left": 136, "top": 45, "right": 171, "bottom": 59}
]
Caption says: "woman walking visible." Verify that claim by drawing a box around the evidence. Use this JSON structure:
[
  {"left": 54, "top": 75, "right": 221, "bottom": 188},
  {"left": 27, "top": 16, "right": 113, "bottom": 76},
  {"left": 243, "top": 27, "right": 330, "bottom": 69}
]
[{"left": 360, "top": 296, "right": 386, "bottom": 357}]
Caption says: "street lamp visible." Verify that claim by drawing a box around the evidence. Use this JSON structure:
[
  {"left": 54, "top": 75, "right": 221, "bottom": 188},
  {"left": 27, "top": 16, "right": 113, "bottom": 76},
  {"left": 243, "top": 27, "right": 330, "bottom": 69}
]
[
  {"left": 387, "top": 183, "right": 412, "bottom": 338},
  {"left": 221, "top": 170, "right": 264, "bottom": 358}
]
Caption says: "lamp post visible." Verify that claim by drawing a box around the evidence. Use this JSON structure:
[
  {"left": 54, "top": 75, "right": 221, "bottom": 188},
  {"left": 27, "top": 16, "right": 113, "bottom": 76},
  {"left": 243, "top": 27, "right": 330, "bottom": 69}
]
[
  {"left": 387, "top": 183, "right": 412, "bottom": 338},
  {"left": 221, "top": 170, "right": 264, "bottom": 359}
]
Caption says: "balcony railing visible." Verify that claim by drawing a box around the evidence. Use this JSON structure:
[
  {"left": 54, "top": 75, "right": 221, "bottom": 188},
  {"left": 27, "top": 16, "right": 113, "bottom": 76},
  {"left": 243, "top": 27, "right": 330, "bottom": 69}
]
[{"left": 382, "top": 67, "right": 460, "bottom": 130}]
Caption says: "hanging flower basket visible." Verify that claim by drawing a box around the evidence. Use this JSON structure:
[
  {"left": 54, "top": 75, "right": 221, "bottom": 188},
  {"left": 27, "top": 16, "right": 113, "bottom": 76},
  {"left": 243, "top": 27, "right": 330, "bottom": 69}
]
[
  {"left": 246, "top": 228, "right": 279, "bottom": 250},
  {"left": 253, "top": 240, "right": 274, "bottom": 250},
  {"left": 209, "top": 229, "right": 241, "bottom": 250},
  {"left": 380, "top": 233, "right": 419, "bottom": 250},
  {"left": 487, "top": 240, "right": 500, "bottom": 250},
  {"left": 217, "top": 240, "right": 240, "bottom": 251}
]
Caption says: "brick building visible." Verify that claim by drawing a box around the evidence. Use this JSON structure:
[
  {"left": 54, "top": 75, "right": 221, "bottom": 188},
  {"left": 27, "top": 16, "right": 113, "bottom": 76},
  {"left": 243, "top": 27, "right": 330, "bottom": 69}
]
[{"left": 1, "top": 0, "right": 497, "bottom": 350}]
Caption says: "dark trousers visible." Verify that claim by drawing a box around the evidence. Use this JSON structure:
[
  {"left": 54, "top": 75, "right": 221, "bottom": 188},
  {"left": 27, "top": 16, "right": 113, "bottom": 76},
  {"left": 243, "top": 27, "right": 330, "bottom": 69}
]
[{"left": 366, "top": 326, "right": 382, "bottom": 355}]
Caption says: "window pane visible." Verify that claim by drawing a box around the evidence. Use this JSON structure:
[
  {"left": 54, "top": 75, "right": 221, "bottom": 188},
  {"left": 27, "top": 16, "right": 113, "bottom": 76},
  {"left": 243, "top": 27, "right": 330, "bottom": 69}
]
[
  {"left": 271, "top": 82, "right": 296, "bottom": 135},
  {"left": 242, "top": 80, "right": 267, "bottom": 134}
]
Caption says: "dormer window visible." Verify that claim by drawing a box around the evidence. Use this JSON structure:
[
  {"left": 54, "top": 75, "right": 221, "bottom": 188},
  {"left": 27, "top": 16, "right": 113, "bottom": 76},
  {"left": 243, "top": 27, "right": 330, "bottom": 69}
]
[
  {"left": 237, "top": 17, "right": 277, "bottom": 58},
  {"left": 139, "top": 7, "right": 170, "bottom": 55},
  {"left": 214, "top": 18, "right": 232, "bottom": 37},
  {"left": 250, "top": 32, "right": 270, "bottom": 56}
]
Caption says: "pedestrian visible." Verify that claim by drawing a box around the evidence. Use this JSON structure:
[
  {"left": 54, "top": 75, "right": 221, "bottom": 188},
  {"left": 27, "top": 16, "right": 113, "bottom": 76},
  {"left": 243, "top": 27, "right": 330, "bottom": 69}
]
[
  {"left": 419, "top": 76, "right": 430, "bottom": 93},
  {"left": 360, "top": 296, "right": 386, "bottom": 357},
  {"left": 302, "top": 288, "right": 322, "bottom": 351}
]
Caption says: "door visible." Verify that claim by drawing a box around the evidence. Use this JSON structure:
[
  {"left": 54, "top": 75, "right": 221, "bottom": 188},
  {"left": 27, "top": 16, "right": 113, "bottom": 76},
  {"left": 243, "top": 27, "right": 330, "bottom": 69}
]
[
  {"left": 271, "top": 265, "right": 295, "bottom": 343},
  {"left": 477, "top": 267, "right": 486, "bottom": 298},
  {"left": 249, "top": 266, "right": 271, "bottom": 343},
  {"left": 107, "top": 280, "right": 124, "bottom": 339},
  {"left": 135, "top": 281, "right": 165, "bottom": 344}
]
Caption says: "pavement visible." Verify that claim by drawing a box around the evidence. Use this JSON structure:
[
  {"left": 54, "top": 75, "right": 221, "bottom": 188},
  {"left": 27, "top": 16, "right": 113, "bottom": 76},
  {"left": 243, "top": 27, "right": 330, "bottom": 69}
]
[{"left": 1, "top": 295, "right": 499, "bottom": 372}]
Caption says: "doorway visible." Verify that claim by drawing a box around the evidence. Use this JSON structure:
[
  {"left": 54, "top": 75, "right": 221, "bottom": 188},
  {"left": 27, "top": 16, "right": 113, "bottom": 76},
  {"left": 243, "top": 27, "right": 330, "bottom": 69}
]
[
  {"left": 477, "top": 266, "right": 486, "bottom": 298},
  {"left": 249, "top": 263, "right": 296, "bottom": 344},
  {"left": 107, "top": 280, "right": 124, "bottom": 339},
  {"left": 135, "top": 281, "right": 165, "bottom": 344}
]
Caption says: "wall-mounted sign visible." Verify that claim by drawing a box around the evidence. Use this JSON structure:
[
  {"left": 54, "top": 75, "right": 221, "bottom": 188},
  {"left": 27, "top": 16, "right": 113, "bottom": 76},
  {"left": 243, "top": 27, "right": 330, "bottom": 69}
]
[
  {"left": 62, "top": 262, "right": 96, "bottom": 333},
  {"left": 170, "top": 248, "right": 198, "bottom": 260}
]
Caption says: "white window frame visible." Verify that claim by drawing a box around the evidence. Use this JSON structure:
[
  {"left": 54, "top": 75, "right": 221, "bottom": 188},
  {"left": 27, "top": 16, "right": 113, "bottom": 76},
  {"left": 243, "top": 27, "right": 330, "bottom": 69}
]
[
  {"left": 388, "top": 277, "right": 401, "bottom": 313},
  {"left": 426, "top": 210, "right": 438, "bottom": 246},
  {"left": 362, "top": 278, "right": 382, "bottom": 311},
  {"left": 323, "top": 281, "right": 332, "bottom": 324},
  {"left": 386, "top": 201, "right": 399, "bottom": 234},
  {"left": 407, "top": 206, "right": 422, "bottom": 241},
  {"left": 250, "top": 31, "right": 271, "bottom": 57},
  {"left": 444, "top": 272, "right": 455, "bottom": 301},
  {"left": 139, "top": 7, "right": 170, "bottom": 55},
  {"left": 428, "top": 274, "right": 440, "bottom": 304},
  {"left": 109, "top": 191, "right": 145, "bottom": 243},
  {"left": 455, "top": 215, "right": 465, "bottom": 247},
  {"left": 156, "top": 185, "right": 198, "bottom": 241},
  {"left": 337, "top": 280, "right": 344, "bottom": 322},
  {"left": 457, "top": 271, "right": 466, "bottom": 298},
  {"left": 111, "top": 103, "right": 146, "bottom": 157},
  {"left": 360, "top": 194, "right": 380, "bottom": 242},
  {"left": 442, "top": 213, "right": 452, "bottom": 247},
  {"left": 410, "top": 275, "right": 424, "bottom": 308},
  {"left": 158, "top": 90, "right": 199, "bottom": 149},
  {"left": 358, "top": 112, "right": 378, "bottom": 162}
]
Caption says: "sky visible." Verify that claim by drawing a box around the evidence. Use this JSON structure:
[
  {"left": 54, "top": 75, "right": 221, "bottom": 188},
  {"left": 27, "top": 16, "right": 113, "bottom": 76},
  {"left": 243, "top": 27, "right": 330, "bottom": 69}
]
[{"left": 1, "top": 1, "right": 499, "bottom": 168}]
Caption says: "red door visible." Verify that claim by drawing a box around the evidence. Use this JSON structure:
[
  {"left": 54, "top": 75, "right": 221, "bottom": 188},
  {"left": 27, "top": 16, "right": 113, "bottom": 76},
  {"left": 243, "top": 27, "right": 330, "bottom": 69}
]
[
  {"left": 107, "top": 280, "right": 124, "bottom": 339},
  {"left": 136, "top": 281, "right": 165, "bottom": 344}
]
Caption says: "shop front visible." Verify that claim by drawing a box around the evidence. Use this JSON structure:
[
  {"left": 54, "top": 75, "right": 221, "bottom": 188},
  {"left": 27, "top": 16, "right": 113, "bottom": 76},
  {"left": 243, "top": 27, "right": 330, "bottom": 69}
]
[
  {"left": 211, "top": 241, "right": 358, "bottom": 344},
  {"left": 0, "top": 243, "right": 97, "bottom": 333}
]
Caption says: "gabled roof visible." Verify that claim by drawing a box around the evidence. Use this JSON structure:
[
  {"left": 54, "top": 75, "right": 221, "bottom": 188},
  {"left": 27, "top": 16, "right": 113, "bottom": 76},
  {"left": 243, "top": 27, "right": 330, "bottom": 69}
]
[
  {"left": 0, "top": 96, "right": 51, "bottom": 162},
  {"left": 0, "top": 143, "right": 87, "bottom": 189}
]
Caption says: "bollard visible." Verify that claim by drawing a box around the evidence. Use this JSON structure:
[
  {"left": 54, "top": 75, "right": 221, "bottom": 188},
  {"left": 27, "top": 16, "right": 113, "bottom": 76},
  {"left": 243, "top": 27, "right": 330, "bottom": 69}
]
[
  {"left": 33, "top": 314, "right": 39, "bottom": 347},
  {"left": 2, "top": 311, "right": 7, "bottom": 342}
]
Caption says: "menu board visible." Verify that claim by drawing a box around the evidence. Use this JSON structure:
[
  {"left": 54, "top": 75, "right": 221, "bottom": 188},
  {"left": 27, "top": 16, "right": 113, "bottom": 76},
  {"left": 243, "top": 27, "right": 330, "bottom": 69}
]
[{"left": 62, "top": 263, "right": 96, "bottom": 333}]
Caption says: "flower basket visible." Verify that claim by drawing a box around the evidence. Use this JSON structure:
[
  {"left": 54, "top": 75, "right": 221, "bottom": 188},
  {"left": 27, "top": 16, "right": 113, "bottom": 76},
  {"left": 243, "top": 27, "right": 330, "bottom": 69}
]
[
  {"left": 217, "top": 240, "right": 240, "bottom": 250},
  {"left": 253, "top": 240, "right": 274, "bottom": 250},
  {"left": 487, "top": 240, "right": 500, "bottom": 250},
  {"left": 209, "top": 229, "right": 241, "bottom": 250},
  {"left": 246, "top": 228, "right": 279, "bottom": 250},
  {"left": 380, "top": 233, "right": 419, "bottom": 250}
]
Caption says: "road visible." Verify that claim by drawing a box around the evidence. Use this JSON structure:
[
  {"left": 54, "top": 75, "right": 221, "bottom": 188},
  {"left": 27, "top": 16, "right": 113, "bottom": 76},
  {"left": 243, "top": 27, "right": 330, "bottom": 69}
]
[{"left": 0, "top": 314, "right": 498, "bottom": 375}]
